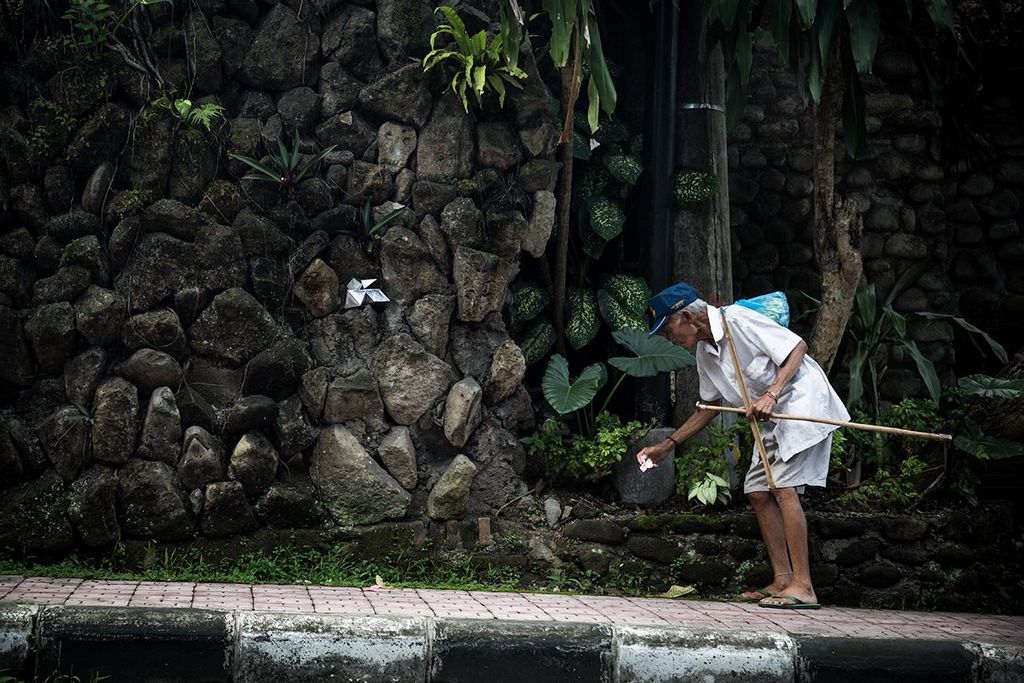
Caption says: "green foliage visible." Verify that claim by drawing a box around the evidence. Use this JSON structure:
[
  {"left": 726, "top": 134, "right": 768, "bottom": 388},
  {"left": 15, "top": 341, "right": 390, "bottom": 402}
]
[
  {"left": 707, "top": 0, "right": 954, "bottom": 157},
  {"left": 589, "top": 196, "right": 626, "bottom": 240},
  {"left": 228, "top": 131, "right": 336, "bottom": 187},
  {"left": 840, "top": 455, "right": 926, "bottom": 511},
  {"left": 675, "top": 422, "right": 743, "bottom": 505},
  {"left": 958, "top": 374, "right": 1024, "bottom": 399},
  {"left": 673, "top": 171, "right": 719, "bottom": 205},
  {"left": 422, "top": 5, "right": 527, "bottom": 112},
  {"left": 358, "top": 198, "right": 404, "bottom": 252},
  {"left": 566, "top": 287, "right": 601, "bottom": 350},
  {"left": 603, "top": 154, "right": 643, "bottom": 186},
  {"left": 510, "top": 283, "right": 550, "bottom": 327},
  {"left": 524, "top": 411, "right": 648, "bottom": 480},
  {"left": 598, "top": 274, "right": 651, "bottom": 331},
  {"left": 62, "top": 0, "right": 168, "bottom": 58},
  {"left": 518, "top": 319, "right": 556, "bottom": 366},
  {"left": 541, "top": 354, "right": 606, "bottom": 415},
  {"left": 152, "top": 95, "right": 226, "bottom": 131},
  {"left": 607, "top": 330, "right": 696, "bottom": 377}
]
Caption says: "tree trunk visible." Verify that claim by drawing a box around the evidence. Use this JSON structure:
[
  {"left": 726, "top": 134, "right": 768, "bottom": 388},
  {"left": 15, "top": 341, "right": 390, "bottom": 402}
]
[
  {"left": 808, "top": 45, "right": 863, "bottom": 373},
  {"left": 552, "top": 29, "right": 581, "bottom": 356}
]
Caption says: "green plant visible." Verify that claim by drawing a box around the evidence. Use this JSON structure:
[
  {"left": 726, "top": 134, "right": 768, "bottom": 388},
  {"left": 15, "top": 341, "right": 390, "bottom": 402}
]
[
  {"left": 422, "top": 5, "right": 528, "bottom": 112},
  {"left": 228, "top": 131, "right": 337, "bottom": 187},
  {"left": 62, "top": 0, "right": 167, "bottom": 58},
  {"left": 151, "top": 95, "right": 226, "bottom": 131},
  {"left": 687, "top": 472, "right": 732, "bottom": 507},
  {"left": 358, "top": 199, "right": 404, "bottom": 252},
  {"left": 673, "top": 170, "right": 719, "bottom": 206},
  {"left": 674, "top": 422, "right": 745, "bottom": 507}
]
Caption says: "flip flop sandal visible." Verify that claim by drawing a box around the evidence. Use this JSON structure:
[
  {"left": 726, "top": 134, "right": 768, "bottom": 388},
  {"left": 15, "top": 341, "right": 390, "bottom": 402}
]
[
  {"left": 759, "top": 594, "right": 821, "bottom": 609},
  {"left": 737, "top": 588, "right": 775, "bottom": 603}
]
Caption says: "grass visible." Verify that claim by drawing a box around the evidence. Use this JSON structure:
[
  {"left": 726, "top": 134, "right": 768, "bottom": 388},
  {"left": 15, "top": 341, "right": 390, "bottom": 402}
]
[{"left": 0, "top": 544, "right": 523, "bottom": 593}]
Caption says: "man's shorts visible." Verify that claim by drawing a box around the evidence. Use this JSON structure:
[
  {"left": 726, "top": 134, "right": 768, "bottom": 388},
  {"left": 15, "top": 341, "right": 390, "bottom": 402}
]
[{"left": 743, "top": 426, "right": 831, "bottom": 494}]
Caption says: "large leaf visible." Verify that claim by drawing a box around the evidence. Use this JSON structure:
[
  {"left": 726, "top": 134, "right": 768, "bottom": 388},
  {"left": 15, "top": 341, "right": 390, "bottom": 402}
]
[
  {"left": 767, "top": 0, "right": 793, "bottom": 62},
  {"left": 883, "top": 260, "right": 929, "bottom": 307},
  {"left": 897, "top": 339, "right": 941, "bottom": 406},
  {"left": 566, "top": 287, "right": 601, "bottom": 350},
  {"left": 576, "top": 165, "right": 611, "bottom": 202},
  {"left": 598, "top": 289, "right": 645, "bottom": 331},
  {"left": 510, "top": 283, "right": 550, "bottom": 326},
  {"left": 846, "top": 0, "right": 880, "bottom": 74},
  {"left": 847, "top": 340, "right": 870, "bottom": 406},
  {"left": 542, "top": 355, "right": 604, "bottom": 414},
  {"left": 924, "top": 0, "right": 954, "bottom": 30},
  {"left": 608, "top": 330, "right": 696, "bottom": 377},
  {"left": 957, "top": 374, "right": 1024, "bottom": 399},
  {"left": 581, "top": 227, "right": 607, "bottom": 260},
  {"left": 519, "top": 319, "right": 555, "bottom": 366},
  {"left": 914, "top": 313, "right": 1008, "bottom": 364},
  {"left": 795, "top": 0, "right": 816, "bottom": 27},
  {"left": 954, "top": 434, "right": 1024, "bottom": 461},
  {"left": 603, "top": 154, "right": 643, "bottom": 186},
  {"left": 674, "top": 171, "right": 719, "bottom": 205},
  {"left": 601, "top": 273, "right": 651, "bottom": 318},
  {"left": 589, "top": 197, "right": 626, "bottom": 239}
]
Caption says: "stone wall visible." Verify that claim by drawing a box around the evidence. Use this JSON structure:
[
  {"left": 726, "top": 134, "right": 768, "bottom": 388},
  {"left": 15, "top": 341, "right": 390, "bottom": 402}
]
[
  {"left": 0, "top": 0, "right": 558, "bottom": 553},
  {"left": 727, "top": 35, "right": 1024, "bottom": 395}
]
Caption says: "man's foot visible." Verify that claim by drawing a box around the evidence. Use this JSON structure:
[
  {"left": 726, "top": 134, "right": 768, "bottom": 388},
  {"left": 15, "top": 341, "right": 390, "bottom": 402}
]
[
  {"left": 758, "top": 594, "right": 821, "bottom": 609},
  {"left": 737, "top": 574, "right": 791, "bottom": 603}
]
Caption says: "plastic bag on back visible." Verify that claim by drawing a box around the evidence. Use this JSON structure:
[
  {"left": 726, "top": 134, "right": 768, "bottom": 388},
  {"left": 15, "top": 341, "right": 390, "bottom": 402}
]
[{"left": 729, "top": 291, "right": 790, "bottom": 328}]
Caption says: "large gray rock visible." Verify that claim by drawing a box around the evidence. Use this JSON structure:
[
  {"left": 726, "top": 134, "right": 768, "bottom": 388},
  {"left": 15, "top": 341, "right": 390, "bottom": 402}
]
[
  {"left": 417, "top": 93, "right": 474, "bottom": 182},
  {"left": 64, "top": 346, "right": 107, "bottom": 407},
  {"left": 306, "top": 309, "right": 380, "bottom": 372},
  {"left": 179, "top": 426, "right": 225, "bottom": 490},
  {"left": 411, "top": 180, "right": 457, "bottom": 218},
  {"left": 118, "top": 459, "right": 193, "bottom": 540},
  {"left": 323, "top": 367, "right": 385, "bottom": 426},
  {"left": 358, "top": 64, "right": 432, "bottom": 128},
  {"left": 408, "top": 294, "right": 455, "bottom": 358},
  {"left": 0, "top": 306, "right": 34, "bottom": 387},
  {"left": 33, "top": 265, "right": 91, "bottom": 305},
  {"left": 316, "top": 111, "right": 377, "bottom": 158},
  {"left": 195, "top": 224, "right": 248, "bottom": 291},
  {"left": 417, "top": 215, "right": 451, "bottom": 276},
  {"left": 427, "top": 454, "right": 476, "bottom": 520},
  {"left": 345, "top": 161, "right": 393, "bottom": 204},
  {"left": 485, "top": 210, "right": 527, "bottom": 261},
  {"left": 67, "top": 102, "right": 132, "bottom": 171},
  {"left": 120, "top": 348, "right": 183, "bottom": 394},
  {"left": 294, "top": 258, "right": 341, "bottom": 318},
  {"left": 123, "top": 309, "right": 188, "bottom": 360},
  {"left": 377, "top": 122, "right": 417, "bottom": 171},
  {"left": 25, "top": 302, "right": 77, "bottom": 375},
  {"left": 378, "top": 426, "right": 417, "bottom": 489},
  {"left": 91, "top": 377, "right": 138, "bottom": 465},
  {"left": 320, "top": 62, "right": 362, "bottom": 117},
  {"left": 137, "top": 386, "right": 182, "bottom": 466},
  {"left": 189, "top": 288, "right": 280, "bottom": 365},
  {"left": 376, "top": 0, "right": 434, "bottom": 63},
  {"left": 614, "top": 427, "right": 676, "bottom": 506},
  {"left": 223, "top": 395, "right": 278, "bottom": 435},
  {"left": 443, "top": 378, "right": 483, "bottom": 448},
  {"left": 118, "top": 115, "right": 172, "bottom": 197},
  {"left": 273, "top": 395, "right": 318, "bottom": 457},
  {"left": 46, "top": 209, "right": 99, "bottom": 244},
  {"left": 278, "top": 86, "right": 322, "bottom": 132},
  {"left": 142, "top": 198, "right": 203, "bottom": 240},
  {"left": 370, "top": 333, "right": 452, "bottom": 425},
  {"left": 235, "top": 207, "right": 292, "bottom": 256},
  {"left": 322, "top": 5, "right": 383, "bottom": 81},
  {"left": 184, "top": 11, "right": 223, "bottom": 92},
  {"left": 202, "top": 481, "right": 258, "bottom": 537},
  {"left": 453, "top": 247, "right": 512, "bottom": 322},
  {"left": 254, "top": 476, "right": 324, "bottom": 527},
  {"left": 477, "top": 122, "right": 521, "bottom": 170},
  {"left": 60, "top": 235, "right": 109, "bottom": 285},
  {"left": 380, "top": 227, "right": 448, "bottom": 304},
  {"left": 449, "top": 322, "right": 508, "bottom": 382},
  {"left": 440, "top": 197, "right": 484, "bottom": 249},
  {"left": 464, "top": 418, "right": 527, "bottom": 514},
  {"left": 115, "top": 232, "right": 197, "bottom": 312},
  {"left": 0, "top": 469, "right": 73, "bottom": 553},
  {"left": 239, "top": 5, "right": 320, "bottom": 90},
  {"left": 523, "top": 190, "right": 555, "bottom": 257},
  {"left": 485, "top": 340, "right": 525, "bottom": 405},
  {"left": 229, "top": 431, "right": 279, "bottom": 498},
  {"left": 67, "top": 466, "right": 119, "bottom": 547},
  {"left": 241, "top": 338, "right": 313, "bottom": 401},
  {"left": 39, "top": 406, "right": 89, "bottom": 482},
  {"left": 311, "top": 425, "right": 411, "bottom": 525}
]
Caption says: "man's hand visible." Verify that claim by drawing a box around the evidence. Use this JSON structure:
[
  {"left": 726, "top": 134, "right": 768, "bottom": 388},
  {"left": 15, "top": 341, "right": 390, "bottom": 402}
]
[
  {"left": 747, "top": 393, "right": 777, "bottom": 421},
  {"left": 636, "top": 440, "right": 674, "bottom": 471}
]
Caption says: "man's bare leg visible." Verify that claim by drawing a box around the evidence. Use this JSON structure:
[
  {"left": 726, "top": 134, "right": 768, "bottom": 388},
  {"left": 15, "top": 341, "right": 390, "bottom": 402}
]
[
  {"left": 761, "top": 487, "right": 817, "bottom": 605},
  {"left": 739, "top": 490, "right": 793, "bottom": 600}
]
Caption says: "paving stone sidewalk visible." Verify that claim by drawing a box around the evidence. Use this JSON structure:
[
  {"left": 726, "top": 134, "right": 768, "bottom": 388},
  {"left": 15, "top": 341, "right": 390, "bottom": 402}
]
[{"left": 2, "top": 574, "right": 1021, "bottom": 646}]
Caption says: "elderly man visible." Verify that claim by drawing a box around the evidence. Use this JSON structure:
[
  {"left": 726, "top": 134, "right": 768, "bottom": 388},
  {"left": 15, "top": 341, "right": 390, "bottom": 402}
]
[{"left": 636, "top": 283, "right": 849, "bottom": 609}]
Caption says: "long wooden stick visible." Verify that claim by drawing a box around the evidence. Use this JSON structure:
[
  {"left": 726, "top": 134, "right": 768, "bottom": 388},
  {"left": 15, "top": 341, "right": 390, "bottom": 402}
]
[
  {"left": 695, "top": 402, "right": 953, "bottom": 441},
  {"left": 720, "top": 313, "right": 777, "bottom": 489}
]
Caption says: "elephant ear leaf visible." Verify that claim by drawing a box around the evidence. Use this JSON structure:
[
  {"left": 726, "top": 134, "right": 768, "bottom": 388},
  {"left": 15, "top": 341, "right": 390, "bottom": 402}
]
[
  {"left": 608, "top": 330, "right": 696, "bottom": 377},
  {"left": 542, "top": 355, "right": 604, "bottom": 414},
  {"left": 957, "top": 375, "right": 1024, "bottom": 399}
]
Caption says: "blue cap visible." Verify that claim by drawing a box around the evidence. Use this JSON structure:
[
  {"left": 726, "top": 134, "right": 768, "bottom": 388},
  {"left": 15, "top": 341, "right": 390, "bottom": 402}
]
[{"left": 648, "top": 282, "right": 700, "bottom": 336}]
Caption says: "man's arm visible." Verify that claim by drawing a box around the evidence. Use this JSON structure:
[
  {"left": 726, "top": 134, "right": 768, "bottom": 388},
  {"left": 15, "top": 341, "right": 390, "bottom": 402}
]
[
  {"left": 749, "top": 339, "right": 807, "bottom": 420},
  {"left": 636, "top": 401, "right": 720, "bottom": 467}
]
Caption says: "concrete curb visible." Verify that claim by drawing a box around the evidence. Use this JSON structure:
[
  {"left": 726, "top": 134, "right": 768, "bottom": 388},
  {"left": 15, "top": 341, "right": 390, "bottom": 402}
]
[{"left": 1, "top": 605, "right": 1021, "bottom": 682}]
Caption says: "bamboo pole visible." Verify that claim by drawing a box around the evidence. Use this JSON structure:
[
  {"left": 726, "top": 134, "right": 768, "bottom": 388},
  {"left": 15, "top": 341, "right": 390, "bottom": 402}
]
[
  {"left": 720, "top": 313, "right": 777, "bottom": 489},
  {"left": 695, "top": 402, "right": 953, "bottom": 441}
]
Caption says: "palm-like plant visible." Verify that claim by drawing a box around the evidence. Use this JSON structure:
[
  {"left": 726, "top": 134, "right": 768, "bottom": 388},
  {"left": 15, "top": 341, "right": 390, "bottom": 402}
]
[
  {"left": 228, "top": 132, "right": 336, "bottom": 187},
  {"left": 422, "top": 5, "right": 528, "bottom": 112}
]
